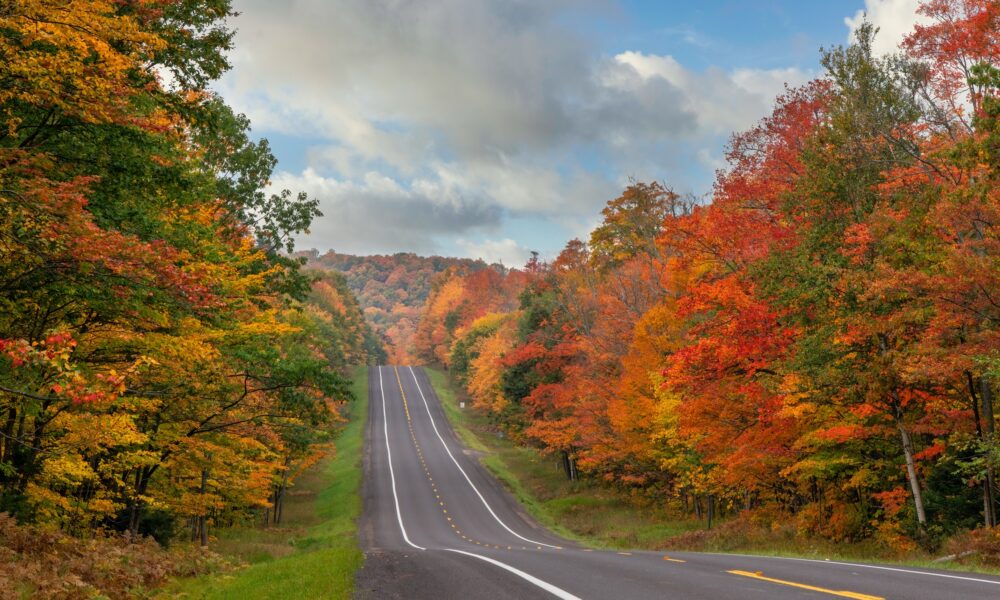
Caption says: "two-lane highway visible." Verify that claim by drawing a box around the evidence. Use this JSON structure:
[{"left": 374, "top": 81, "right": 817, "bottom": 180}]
[{"left": 354, "top": 366, "right": 1000, "bottom": 599}]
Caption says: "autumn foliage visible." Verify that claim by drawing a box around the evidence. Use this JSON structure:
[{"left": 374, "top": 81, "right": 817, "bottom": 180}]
[
  {"left": 415, "top": 2, "right": 1000, "bottom": 551},
  {"left": 0, "top": 0, "right": 382, "bottom": 581},
  {"left": 302, "top": 250, "right": 493, "bottom": 364}
]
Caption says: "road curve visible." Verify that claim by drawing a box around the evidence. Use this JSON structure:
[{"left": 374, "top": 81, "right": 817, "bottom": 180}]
[{"left": 354, "top": 366, "right": 1000, "bottom": 599}]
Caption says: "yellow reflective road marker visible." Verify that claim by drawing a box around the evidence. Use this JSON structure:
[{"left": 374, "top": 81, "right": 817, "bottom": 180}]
[
  {"left": 663, "top": 555, "right": 686, "bottom": 563},
  {"left": 728, "top": 570, "right": 883, "bottom": 600}
]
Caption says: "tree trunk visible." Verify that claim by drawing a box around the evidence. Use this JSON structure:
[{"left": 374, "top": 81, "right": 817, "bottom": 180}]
[
  {"left": 560, "top": 450, "right": 573, "bottom": 480},
  {"left": 1, "top": 406, "right": 16, "bottom": 465},
  {"left": 983, "top": 377, "right": 997, "bottom": 527},
  {"left": 983, "top": 377, "right": 996, "bottom": 433},
  {"left": 879, "top": 336, "right": 926, "bottom": 529},
  {"left": 275, "top": 459, "right": 290, "bottom": 525},
  {"left": 966, "top": 371, "right": 996, "bottom": 527},
  {"left": 893, "top": 397, "right": 927, "bottom": 528},
  {"left": 197, "top": 467, "right": 209, "bottom": 546},
  {"left": 707, "top": 494, "right": 715, "bottom": 529},
  {"left": 17, "top": 403, "right": 49, "bottom": 492}
]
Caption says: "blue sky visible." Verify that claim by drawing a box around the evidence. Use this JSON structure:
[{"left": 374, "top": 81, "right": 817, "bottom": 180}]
[
  {"left": 220, "top": 0, "right": 923, "bottom": 266},
  {"left": 606, "top": 1, "right": 855, "bottom": 67}
]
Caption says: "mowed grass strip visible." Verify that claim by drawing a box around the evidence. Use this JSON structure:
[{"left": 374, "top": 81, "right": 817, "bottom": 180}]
[
  {"left": 424, "top": 368, "right": 698, "bottom": 550},
  {"left": 168, "top": 366, "right": 369, "bottom": 599}
]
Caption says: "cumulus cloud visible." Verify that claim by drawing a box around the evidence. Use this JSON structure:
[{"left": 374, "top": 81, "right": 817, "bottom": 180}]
[
  {"left": 272, "top": 169, "right": 503, "bottom": 255},
  {"left": 223, "top": 0, "right": 814, "bottom": 258},
  {"left": 224, "top": 0, "right": 602, "bottom": 159},
  {"left": 845, "top": 0, "right": 929, "bottom": 55},
  {"left": 609, "top": 52, "right": 812, "bottom": 135}
]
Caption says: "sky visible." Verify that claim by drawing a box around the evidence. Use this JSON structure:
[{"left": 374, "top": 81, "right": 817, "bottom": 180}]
[{"left": 218, "top": 0, "right": 927, "bottom": 266}]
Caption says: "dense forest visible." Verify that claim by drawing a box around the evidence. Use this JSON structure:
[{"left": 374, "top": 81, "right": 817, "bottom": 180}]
[
  {"left": 4, "top": 0, "right": 1000, "bottom": 595},
  {"left": 415, "top": 2, "right": 1000, "bottom": 553},
  {"left": 302, "top": 250, "right": 493, "bottom": 363},
  {"left": 0, "top": 0, "right": 381, "bottom": 594}
]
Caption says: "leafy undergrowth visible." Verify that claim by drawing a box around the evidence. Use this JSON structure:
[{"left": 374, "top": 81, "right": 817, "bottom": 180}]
[
  {"left": 0, "top": 514, "right": 225, "bottom": 599},
  {"left": 165, "top": 366, "right": 368, "bottom": 599},
  {"left": 426, "top": 367, "right": 1000, "bottom": 574}
]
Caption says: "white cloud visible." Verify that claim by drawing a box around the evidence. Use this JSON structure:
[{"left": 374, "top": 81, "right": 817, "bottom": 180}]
[
  {"left": 456, "top": 238, "right": 532, "bottom": 268},
  {"left": 271, "top": 168, "right": 502, "bottom": 255},
  {"left": 844, "top": 0, "right": 929, "bottom": 55},
  {"left": 221, "top": 0, "right": 819, "bottom": 260},
  {"left": 609, "top": 52, "right": 812, "bottom": 135}
]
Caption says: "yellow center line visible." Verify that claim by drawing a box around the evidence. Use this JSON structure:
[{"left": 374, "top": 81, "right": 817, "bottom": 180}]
[
  {"left": 392, "top": 367, "right": 522, "bottom": 552},
  {"left": 727, "top": 570, "right": 884, "bottom": 600},
  {"left": 393, "top": 366, "right": 411, "bottom": 421}
]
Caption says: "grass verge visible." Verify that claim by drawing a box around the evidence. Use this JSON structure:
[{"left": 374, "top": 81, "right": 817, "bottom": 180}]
[
  {"left": 166, "top": 366, "right": 369, "bottom": 599},
  {"left": 424, "top": 367, "right": 1000, "bottom": 574}
]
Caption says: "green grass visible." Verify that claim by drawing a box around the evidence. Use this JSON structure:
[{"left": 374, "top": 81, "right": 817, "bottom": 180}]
[
  {"left": 424, "top": 368, "right": 1000, "bottom": 574},
  {"left": 167, "top": 366, "right": 369, "bottom": 599}
]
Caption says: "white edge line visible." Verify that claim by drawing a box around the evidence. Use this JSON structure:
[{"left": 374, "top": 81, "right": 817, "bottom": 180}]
[
  {"left": 703, "top": 552, "right": 1000, "bottom": 586},
  {"left": 444, "top": 549, "right": 582, "bottom": 600},
  {"left": 379, "top": 366, "right": 425, "bottom": 551},
  {"left": 407, "top": 366, "right": 560, "bottom": 549}
]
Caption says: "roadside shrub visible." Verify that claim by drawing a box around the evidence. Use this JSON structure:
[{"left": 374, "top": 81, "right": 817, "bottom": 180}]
[
  {"left": 943, "top": 527, "right": 1000, "bottom": 568},
  {"left": 0, "top": 513, "right": 228, "bottom": 599}
]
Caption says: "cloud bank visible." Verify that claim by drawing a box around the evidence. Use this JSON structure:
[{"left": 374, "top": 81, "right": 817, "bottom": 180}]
[{"left": 219, "top": 0, "right": 919, "bottom": 257}]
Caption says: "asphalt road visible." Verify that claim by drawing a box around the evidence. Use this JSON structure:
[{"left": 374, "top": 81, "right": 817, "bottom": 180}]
[{"left": 354, "top": 366, "right": 1000, "bottom": 599}]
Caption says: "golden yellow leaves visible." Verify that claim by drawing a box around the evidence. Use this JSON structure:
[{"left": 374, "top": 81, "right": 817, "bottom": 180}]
[{"left": 1, "top": 0, "right": 166, "bottom": 135}]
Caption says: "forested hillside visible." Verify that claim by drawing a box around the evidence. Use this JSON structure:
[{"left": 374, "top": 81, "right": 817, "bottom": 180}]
[
  {"left": 0, "top": 1, "right": 381, "bottom": 595},
  {"left": 415, "top": 3, "right": 1000, "bottom": 555},
  {"left": 302, "top": 250, "right": 492, "bottom": 362}
]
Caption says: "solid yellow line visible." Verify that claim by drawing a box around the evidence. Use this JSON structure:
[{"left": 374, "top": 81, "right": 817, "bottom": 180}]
[
  {"left": 392, "top": 366, "right": 411, "bottom": 421},
  {"left": 727, "top": 570, "right": 883, "bottom": 600}
]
